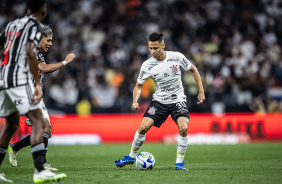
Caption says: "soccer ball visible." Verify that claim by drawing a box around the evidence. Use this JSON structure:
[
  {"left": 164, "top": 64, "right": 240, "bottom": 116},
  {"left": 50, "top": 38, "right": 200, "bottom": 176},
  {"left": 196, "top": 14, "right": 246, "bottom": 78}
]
[{"left": 135, "top": 152, "right": 155, "bottom": 170}]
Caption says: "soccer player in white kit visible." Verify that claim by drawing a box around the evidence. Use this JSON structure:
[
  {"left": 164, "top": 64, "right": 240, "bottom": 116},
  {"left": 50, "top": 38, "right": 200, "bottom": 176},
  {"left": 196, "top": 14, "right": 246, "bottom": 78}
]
[{"left": 115, "top": 32, "right": 205, "bottom": 170}]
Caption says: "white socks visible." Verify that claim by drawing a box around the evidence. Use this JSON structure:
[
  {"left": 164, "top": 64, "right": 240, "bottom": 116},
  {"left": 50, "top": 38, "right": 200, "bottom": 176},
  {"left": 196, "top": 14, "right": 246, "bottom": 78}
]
[
  {"left": 176, "top": 135, "right": 188, "bottom": 163},
  {"left": 128, "top": 132, "right": 188, "bottom": 163},
  {"left": 129, "top": 130, "right": 146, "bottom": 158}
]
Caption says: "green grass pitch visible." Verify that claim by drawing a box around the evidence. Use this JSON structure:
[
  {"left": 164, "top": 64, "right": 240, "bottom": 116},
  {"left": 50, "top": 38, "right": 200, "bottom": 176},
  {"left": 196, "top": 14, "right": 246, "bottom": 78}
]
[{"left": 1, "top": 143, "right": 282, "bottom": 184}]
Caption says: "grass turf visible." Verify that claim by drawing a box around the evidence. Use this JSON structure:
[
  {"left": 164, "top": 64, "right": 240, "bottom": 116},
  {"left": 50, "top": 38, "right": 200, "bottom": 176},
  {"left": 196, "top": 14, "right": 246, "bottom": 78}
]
[{"left": 1, "top": 143, "right": 282, "bottom": 184}]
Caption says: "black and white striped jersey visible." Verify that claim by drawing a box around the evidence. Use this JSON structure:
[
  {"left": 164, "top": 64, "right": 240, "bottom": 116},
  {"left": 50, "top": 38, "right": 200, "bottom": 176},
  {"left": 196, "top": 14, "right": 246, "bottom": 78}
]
[
  {"left": 36, "top": 51, "right": 45, "bottom": 86},
  {"left": 0, "top": 15, "right": 43, "bottom": 89}
]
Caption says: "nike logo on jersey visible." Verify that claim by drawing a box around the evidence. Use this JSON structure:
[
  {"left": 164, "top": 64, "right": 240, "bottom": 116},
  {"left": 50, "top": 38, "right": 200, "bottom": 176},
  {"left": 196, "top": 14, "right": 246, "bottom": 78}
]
[{"left": 154, "top": 73, "right": 160, "bottom": 77}]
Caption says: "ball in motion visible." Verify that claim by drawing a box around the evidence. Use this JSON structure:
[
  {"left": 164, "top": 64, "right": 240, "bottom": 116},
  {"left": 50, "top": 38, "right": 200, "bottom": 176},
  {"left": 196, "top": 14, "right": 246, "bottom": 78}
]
[{"left": 135, "top": 152, "right": 155, "bottom": 170}]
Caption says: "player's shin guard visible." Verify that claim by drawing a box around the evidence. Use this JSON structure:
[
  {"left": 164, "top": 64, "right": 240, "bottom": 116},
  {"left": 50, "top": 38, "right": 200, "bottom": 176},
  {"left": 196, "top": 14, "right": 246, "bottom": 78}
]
[
  {"left": 31, "top": 143, "right": 46, "bottom": 172},
  {"left": 176, "top": 135, "right": 188, "bottom": 163},
  {"left": 0, "top": 147, "right": 7, "bottom": 165},
  {"left": 129, "top": 130, "right": 146, "bottom": 158}
]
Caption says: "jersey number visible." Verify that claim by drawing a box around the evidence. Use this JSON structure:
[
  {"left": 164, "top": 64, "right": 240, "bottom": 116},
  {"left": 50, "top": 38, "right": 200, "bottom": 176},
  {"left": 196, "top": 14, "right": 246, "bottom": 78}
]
[
  {"left": 176, "top": 101, "right": 186, "bottom": 109},
  {"left": 1, "top": 39, "right": 12, "bottom": 66}
]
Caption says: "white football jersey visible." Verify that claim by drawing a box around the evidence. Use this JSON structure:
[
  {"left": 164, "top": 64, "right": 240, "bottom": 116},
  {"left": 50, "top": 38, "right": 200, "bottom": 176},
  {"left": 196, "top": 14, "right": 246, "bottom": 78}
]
[{"left": 137, "top": 51, "right": 192, "bottom": 104}]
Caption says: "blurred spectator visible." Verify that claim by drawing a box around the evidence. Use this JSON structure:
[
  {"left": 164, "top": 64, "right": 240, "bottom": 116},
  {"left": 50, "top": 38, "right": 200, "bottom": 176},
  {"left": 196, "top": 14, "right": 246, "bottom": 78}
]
[
  {"left": 90, "top": 75, "right": 117, "bottom": 110},
  {"left": 1, "top": 0, "right": 282, "bottom": 113}
]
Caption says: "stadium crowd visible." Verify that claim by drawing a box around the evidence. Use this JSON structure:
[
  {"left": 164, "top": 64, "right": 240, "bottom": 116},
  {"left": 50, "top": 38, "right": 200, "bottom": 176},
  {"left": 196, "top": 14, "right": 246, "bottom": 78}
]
[{"left": 1, "top": 0, "right": 282, "bottom": 114}]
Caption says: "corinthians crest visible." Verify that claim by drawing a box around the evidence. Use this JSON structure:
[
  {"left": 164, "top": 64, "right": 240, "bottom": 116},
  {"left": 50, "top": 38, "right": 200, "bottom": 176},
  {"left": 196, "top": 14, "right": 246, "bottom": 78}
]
[
  {"left": 147, "top": 106, "right": 157, "bottom": 115},
  {"left": 170, "top": 65, "right": 178, "bottom": 74}
]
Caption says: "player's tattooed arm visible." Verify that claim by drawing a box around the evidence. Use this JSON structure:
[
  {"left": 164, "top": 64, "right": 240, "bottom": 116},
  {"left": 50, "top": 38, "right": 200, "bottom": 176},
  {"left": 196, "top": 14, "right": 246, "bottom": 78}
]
[
  {"left": 132, "top": 83, "right": 143, "bottom": 111},
  {"left": 189, "top": 64, "right": 205, "bottom": 104}
]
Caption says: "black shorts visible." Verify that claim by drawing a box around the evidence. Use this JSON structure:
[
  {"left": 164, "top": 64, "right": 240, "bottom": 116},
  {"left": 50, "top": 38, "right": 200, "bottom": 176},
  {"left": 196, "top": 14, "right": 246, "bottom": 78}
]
[{"left": 143, "top": 100, "right": 190, "bottom": 128}]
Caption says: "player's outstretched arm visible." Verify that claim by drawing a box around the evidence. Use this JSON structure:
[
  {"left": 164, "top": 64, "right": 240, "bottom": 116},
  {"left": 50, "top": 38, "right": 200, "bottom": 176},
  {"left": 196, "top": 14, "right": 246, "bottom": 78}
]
[
  {"left": 189, "top": 65, "right": 205, "bottom": 104},
  {"left": 38, "top": 53, "right": 75, "bottom": 74},
  {"left": 132, "top": 83, "right": 143, "bottom": 111},
  {"left": 27, "top": 42, "right": 42, "bottom": 104}
]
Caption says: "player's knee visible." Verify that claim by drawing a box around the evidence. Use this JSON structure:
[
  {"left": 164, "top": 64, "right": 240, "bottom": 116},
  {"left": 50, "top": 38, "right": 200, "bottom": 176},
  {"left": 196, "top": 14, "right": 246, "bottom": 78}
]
[
  {"left": 44, "top": 120, "right": 51, "bottom": 130},
  {"left": 5, "top": 113, "right": 20, "bottom": 133},
  {"left": 6, "top": 123, "right": 19, "bottom": 133},
  {"left": 27, "top": 110, "right": 45, "bottom": 128},
  {"left": 138, "top": 126, "right": 148, "bottom": 134},
  {"left": 179, "top": 126, "right": 188, "bottom": 137}
]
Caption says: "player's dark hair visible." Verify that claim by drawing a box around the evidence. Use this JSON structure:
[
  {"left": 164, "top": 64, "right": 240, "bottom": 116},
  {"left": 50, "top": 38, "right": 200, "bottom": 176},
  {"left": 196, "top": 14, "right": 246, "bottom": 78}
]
[
  {"left": 42, "top": 25, "right": 53, "bottom": 37},
  {"left": 26, "top": 0, "right": 46, "bottom": 13},
  {"left": 149, "top": 32, "right": 164, "bottom": 42}
]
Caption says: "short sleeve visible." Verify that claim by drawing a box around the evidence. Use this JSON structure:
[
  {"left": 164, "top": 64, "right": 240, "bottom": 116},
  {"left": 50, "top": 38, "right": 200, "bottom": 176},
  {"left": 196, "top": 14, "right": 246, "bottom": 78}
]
[
  {"left": 137, "top": 64, "right": 151, "bottom": 85},
  {"left": 27, "top": 22, "right": 43, "bottom": 48},
  {"left": 37, "top": 52, "right": 45, "bottom": 64},
  {"left": 179, "top": 53, "right": 192, "bottom": 71}
]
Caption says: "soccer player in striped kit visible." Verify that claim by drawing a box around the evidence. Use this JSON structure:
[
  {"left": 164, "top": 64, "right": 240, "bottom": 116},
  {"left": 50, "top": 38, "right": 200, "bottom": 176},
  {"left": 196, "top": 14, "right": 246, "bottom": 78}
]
[
  {"left": 115, "top": 32, "right": 205, "bottom": 170},
  {"left": 0, "top": 0, "right": 67, "bottom": 183},
  {"left": 7, "top": 25, "right": 75, "bottom": 172}
]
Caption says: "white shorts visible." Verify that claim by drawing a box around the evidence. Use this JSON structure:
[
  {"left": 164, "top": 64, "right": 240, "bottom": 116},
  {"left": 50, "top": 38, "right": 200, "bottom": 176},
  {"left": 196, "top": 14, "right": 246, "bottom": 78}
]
[
  {"left": 25, "top": 99, "right": 50, "bottom": 126},
  {"left": 40, "top": 99, "right": 50, "bottom": 121},
  {"left": 0, "top": 81, "right": 41, "bottom": 117}
]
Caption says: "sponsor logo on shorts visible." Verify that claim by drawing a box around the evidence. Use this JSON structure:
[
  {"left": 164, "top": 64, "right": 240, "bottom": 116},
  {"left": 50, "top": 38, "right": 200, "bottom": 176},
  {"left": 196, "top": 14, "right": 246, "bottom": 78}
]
[
  {"left": 14, "top": 99, "right": 23, "bottom": 106},
  {"left": 170, "top": 65, "right": 178, "bottom": 74},
  {"left": 147, "top": 106, "right": 157, "bottom": 115}
]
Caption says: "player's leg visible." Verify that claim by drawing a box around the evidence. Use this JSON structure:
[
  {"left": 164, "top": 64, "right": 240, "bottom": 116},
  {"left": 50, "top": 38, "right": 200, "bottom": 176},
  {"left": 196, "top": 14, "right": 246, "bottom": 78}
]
[
  {"left": 6, "top": 112, "right": 23, "bottom": 167},
  {"left": 8, "top": 132, "right": 31, "bottom": 167},
  {"left": 171, "top": 101, "right": 190, "bottom": 170},
  {"left": 26, "top": 109, "right": 47, "bottom": 172},
  {"left": 0, "top": 112, "right": 20, "bottom": 183},
  {"left": 9, "top": 100, "right": 56, "bottom": 171},
  {"left": 35, "top": 101, "right": 56, "bottom": 170},
  {"left": 129, "top": 117, "right": 154, "bottom": 158},
  {"left": 115, "top": 117, "right": 154, "bottom": 167},
  {"left": 42, "top": 116, "right": 57, "bottom": 171},
  {"left": 43, "top": 118, "right": 51, "bottom": 164},
  {"left": 27, "top": 109, "right": 66, "bottom": 183},
  {"left": 115, "top": 101, "right": 168, "bottom": 168},
  {"left": 175, "top": 116, "right": 189, "bottom": 170},
  {"left": 8, "top": 103, "right": 47, "bottom": 167},
  {"left": 131, "top": 100, "right": 169, "bottom": 159},
  {"left": 0, "top": 90, "right": 21, "bottom": 182},
  {"left": 8, "top": 119, "right": 49, "bottom": 167},
  {"left": 7, "top": 83, "right": 66, "bottom": 182}
]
